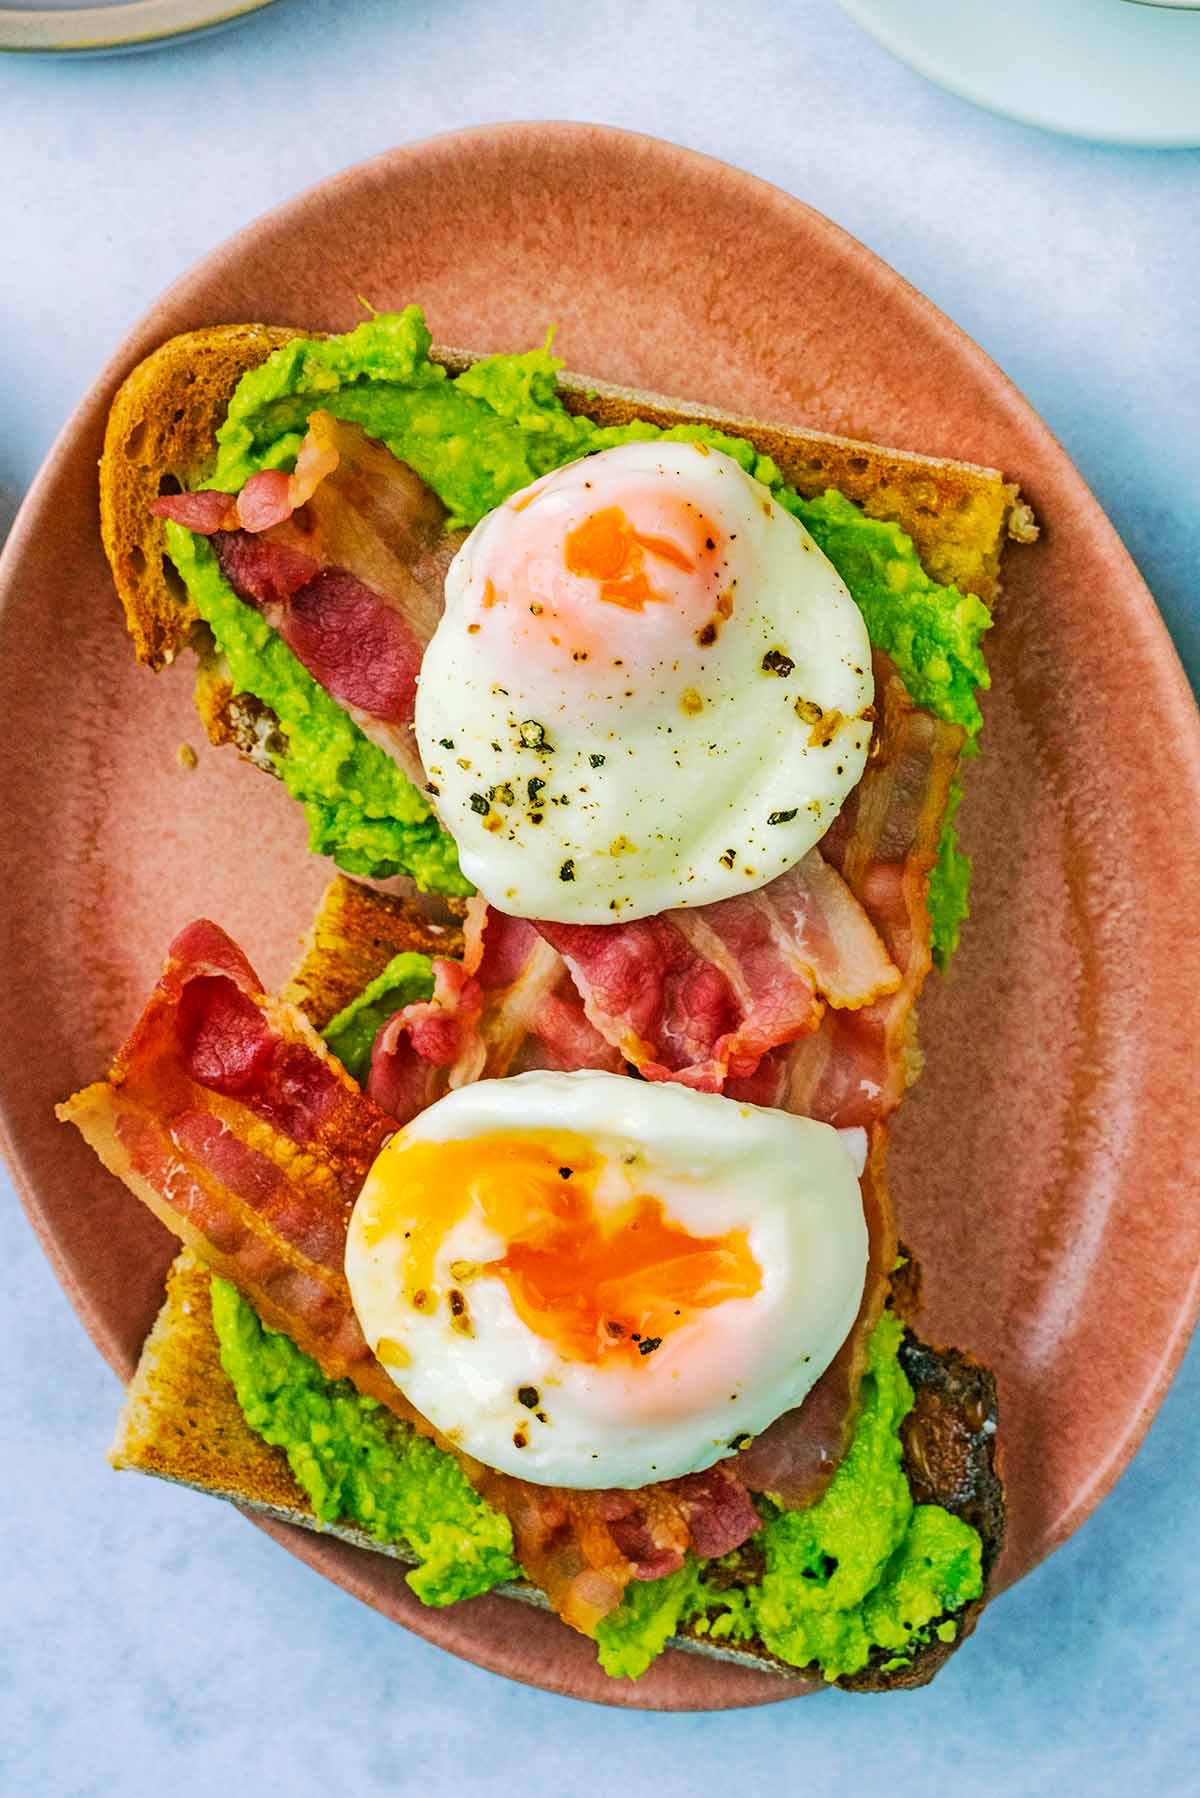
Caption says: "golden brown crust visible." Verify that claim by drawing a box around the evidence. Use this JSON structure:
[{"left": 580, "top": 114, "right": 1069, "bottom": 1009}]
[
  {"left": 101, "top": 326, "right": 1031, "bottom": 685},
  {"left": 100, "top": 324, "right": 303, "bottom": 670},
  {"left": 110, "top": 1249, "right": 303, "bottom": 1506},
  {"left": 279, "top": 875, "right": 462, "bottom": 1033}
]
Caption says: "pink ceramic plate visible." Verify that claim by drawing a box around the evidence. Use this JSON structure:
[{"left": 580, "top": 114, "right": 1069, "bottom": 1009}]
[{"left": 1, "top": 123, "right": 1198, "bottom": 1711}]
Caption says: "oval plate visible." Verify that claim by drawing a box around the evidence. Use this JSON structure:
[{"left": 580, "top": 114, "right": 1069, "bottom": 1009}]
[{"left": 1, "top": 123, "right": 1198, "bottom": 1710}]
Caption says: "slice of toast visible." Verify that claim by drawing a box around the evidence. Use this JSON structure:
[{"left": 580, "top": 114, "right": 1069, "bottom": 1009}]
[
  {"left": 100, "top": 325, "right": 1036, "bottom": 685},
  {"left": 101, "top": 325, "right": 304, "bottom": 671},
  {"left": 108, "top": 878, "right": 1005, "bottom": 1692},
  {"left": 111, "top": 1245, "right": 1002, "bottom": 1691},
  {"left": 279, "top": 874, "right": 462, "bottom": 1032}
]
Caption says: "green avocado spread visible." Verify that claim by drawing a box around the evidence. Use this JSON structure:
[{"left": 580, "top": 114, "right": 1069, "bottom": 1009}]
[
  {"left": 321, "top": 951, "right": 435, "bottom": 1082},
  {"left": 170, "top": 306, "right": 989, "bottom": 924},
  {"left": 211, "top": 1275, "right": 517, "bottom": 1605},
  {"left": 594, "top": 1312, "right": 981, "bottom": 1681},
  {"left": 212, "top": 1269, "right": 982, "bottom": 1680}
]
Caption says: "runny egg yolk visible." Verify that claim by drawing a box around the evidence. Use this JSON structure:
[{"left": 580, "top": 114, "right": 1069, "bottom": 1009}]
[
  {"left": 363, "top": 1130, "right": 761, "bottom": 1367},
  {"left": 563, "top": 505, "right": 700, "bottom": 611}
]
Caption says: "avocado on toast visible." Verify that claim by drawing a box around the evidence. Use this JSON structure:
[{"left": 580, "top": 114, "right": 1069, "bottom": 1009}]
[{"left": 61, "top": 311, "right": 1033, "bottom": 1689}]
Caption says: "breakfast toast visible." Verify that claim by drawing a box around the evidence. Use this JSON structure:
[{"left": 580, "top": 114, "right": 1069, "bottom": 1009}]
[
  {"left": 69, "top": 317, "right": 1027, "bottom": 1690},
  {"left": 108, "top": 878, "right": 1005, "bottom": 1693}
]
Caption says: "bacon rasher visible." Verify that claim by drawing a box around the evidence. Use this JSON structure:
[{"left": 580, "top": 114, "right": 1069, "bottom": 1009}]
[
  {"left": 153, "top": 412, "right": 460, "bottom": 786},
  {"left": 68, "top": 923, "right": 882, "bottom": 1635}
]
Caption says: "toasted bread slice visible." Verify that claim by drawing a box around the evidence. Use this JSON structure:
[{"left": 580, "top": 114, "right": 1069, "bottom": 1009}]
[
  {"left": 279, "top": 875, "right": 462, "bottom": 1032},
  {"left": 108, "top": 879, "right": 1004, "bottom": 1692},
  {"left": 100, "top": 325, "right": 1036, "bottom": 682},
  {"left": 101, "top": 325, "right": 304, "bottom": 670},
  {"left": 111, "top": 1246, "right": 1002, "bottom": 1691}
]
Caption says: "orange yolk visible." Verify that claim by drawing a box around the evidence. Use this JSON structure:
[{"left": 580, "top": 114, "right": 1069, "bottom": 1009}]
[
  {"left": 564, "top": 506, "right": 701, "bottom": 612},
  {"left": 367, "top": 1131, "right": 760, "bottom": 1367}
]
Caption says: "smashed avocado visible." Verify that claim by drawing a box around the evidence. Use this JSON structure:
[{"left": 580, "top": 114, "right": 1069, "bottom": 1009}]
[
  {"left": 211, "top": 1276, "right": 517, "bottom": 1605},
  {"left": 174, "top": 307, "right": 989, "bottom": 930},
  {"left": 595, "top": 1313, "right": 982, "bottom": 1681},
  {"left": 928, "top": 779, "right": 971, "bottom": 970},
  {"left": 212, "top": 1262, "right": 982, "bottom": 1680},
  {"left": 322, "top": 951, "right": 434, "bottom": 1082}
]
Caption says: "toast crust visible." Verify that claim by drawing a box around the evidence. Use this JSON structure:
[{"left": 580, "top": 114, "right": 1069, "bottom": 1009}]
[
  {"left": 100, "top": 325, "right": 303, "bottom": 670},
  {"left": 280, "top": 875, "right": 462, "bottom": 1032},
  {"left": 100, "top": 326, "right": 1033, "bottom": 679}
]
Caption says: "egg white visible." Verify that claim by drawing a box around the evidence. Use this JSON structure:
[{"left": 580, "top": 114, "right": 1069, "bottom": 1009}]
[
  {"left": 414, "top": 441, "right": 874, "bottom": 925},
  {"left": 344, "top": 1070, "right": 868, "bottom": 1489}
]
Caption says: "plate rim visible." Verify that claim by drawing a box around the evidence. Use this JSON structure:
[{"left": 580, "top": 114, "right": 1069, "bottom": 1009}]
[
  {"left": 2, "top": 119, "right": 1199, "bottom": 1709},
  {"left": 0, "top": 0, "right": 275, "bottom": 54}
]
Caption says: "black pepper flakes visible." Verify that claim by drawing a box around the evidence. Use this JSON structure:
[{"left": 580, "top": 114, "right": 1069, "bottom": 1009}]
[
  {"left": 637, "top": 1336, "right": 663, "bottom": 1357},
  {"left": 589, "top": 753, "right": 606, "bottom": 768},
  {"left": 558, "top": 1167, "right": 573, "bottom": 1180},
  {"left": 469, "top": 792, "right": 490, "bottom": 815},
  {"left": 559, "top": 859, "right": 576, "bottom": 882},
  {"left": 527, "top": 775, "right": 546, "bottom": 802},
  {"left": 519, "top": 719, "right": 549, "bottom": 749},
  {"left": 425, "top": 782, "right": 440, "bottom": 796},
  {"left": 762, "top": 648, "right": 795, "bottom": 677},
  {"left": 517, "top": 1386, "right": 540, "bottom": 1409},
  {"left": 767, "top": 808, "right": 798, "bottom": 825},
  {"left": 437, "top": 737, "right": 455, "bottom": 750}
]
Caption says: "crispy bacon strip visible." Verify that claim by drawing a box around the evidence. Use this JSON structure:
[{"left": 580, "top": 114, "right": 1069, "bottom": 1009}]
[
  {"left": 153, "top": 413, "right": 460, "bottom": 784},
  {"left": 535, "top": 846, "right": 898, "bottom": 1091},
  {"left": 59, "top": 922, "right": 772, "bottom": 1635},
  {"left": 367, "top": 898, "right": 622, "bottom": 1124},
  {"left": 59, "top": 921, "right": 404, "bottom": 1412},
  {"left": 367, "top": 958, "right": 484, "bottom": 1124},
  {"left": 732, "top": 654, "right": 964, "bottom": 1125}
]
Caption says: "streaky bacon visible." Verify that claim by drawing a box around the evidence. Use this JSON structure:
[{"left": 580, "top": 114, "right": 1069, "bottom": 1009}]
[
  {"left": 732, "top": 653, "right": 965, "bottom": 1127},
  {"left": 367, "top": 898, "right": 622, "bottom": 1125},
  {"left": 153, "top": 412, "right": 460, "bottom": 784},
  {"left": 367, "top": 959, "right": 484, "bottom": 1124},
  {"left": 671, "top": 1462, "right": 766, "bottom": 1558},
  {"left": 59, "top": 921, "right": 404, "bottom": 1411},
  {"left": 536, "top": 847, "right": 898, "bottom": 1092},
  {"left": 59, "top": 921, "right": 769, "bottom": 1637}
]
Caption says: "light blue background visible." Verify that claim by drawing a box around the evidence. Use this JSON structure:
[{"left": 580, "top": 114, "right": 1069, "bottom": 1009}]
[{"left": 1, "top": 3, "right": 1197, "bottom": 1792}]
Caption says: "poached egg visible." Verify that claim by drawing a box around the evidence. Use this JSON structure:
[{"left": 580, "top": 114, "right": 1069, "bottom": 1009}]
[
  {"left": 414, "top": 441, "right": 874, "bottom": 925},
  {"left": 345, "top": 1070, "right": 868, "bottom": 1489}
]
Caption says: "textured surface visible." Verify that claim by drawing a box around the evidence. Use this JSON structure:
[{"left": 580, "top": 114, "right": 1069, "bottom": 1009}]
[{"left": 1, "top": 0, "right": 1199, "bottom": 1783}]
